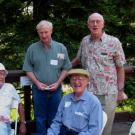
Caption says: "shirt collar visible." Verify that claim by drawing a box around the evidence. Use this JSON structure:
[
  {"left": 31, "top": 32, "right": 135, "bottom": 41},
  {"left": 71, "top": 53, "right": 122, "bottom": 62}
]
[
  {"left": 40, "top": 39, "right": 53, "bottom": 49},
  {"left": 89, "top": 32, "right": 105, "bottom": 42}
]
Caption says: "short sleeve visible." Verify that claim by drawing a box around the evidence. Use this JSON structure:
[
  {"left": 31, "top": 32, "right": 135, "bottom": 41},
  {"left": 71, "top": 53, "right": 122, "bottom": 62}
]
[
  {"left": 76, "top": 41, "right": 83, "bottom": 60},
  {"left": 11, "top": 84, "right": 21, "bottom": 104},
  {"left": 23, "top": 46, "right": 34, "bottom": 72},
  {"left": 113, "top": 39, "right": 126, "bottom": 67},
  {"left": 62, "top": 47, "right": 72, "bottom": 70}
]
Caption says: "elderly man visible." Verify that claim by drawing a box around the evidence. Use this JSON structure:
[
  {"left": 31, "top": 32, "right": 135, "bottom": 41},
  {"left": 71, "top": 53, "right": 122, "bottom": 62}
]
[
  {"left": 47, "top": 69, "right": 103, "bottom": 135},
  {"left": 72, "top": 13, "right": 126, "bottom": 135},
  {"left": 23, "top": 20, "right": 72, "bottom": 135},
  {"left": 0, "top": 63, "right": 26, "bottom": 135}
]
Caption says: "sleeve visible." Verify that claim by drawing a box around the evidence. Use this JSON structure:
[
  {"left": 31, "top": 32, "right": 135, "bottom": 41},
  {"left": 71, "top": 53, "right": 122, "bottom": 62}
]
[
  {"left": 76, "top": 41, "right": 83, "bottom": 60},
  {"left": 62, "top": 46, "right": 72, "bottom": 70},
  {"left": 11, "top": 84, "right": 21, "bottom": 104},
  {"left": 47, "top": 96, "right": 65, "bottom": 135},
  {"left": 23, "top": 46, "right": 34, "bottom": 72},
  {"left": 78, "top": 99, "right": 103, "bottom": 135},
  {"left": 113, "top": 38, "right": 126, "bottom": 67}
]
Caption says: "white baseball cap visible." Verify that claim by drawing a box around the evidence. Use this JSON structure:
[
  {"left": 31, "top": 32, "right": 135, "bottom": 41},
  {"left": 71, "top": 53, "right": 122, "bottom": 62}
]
[{"left": 0, "top": 63, "right": 6, "bottom": 71}]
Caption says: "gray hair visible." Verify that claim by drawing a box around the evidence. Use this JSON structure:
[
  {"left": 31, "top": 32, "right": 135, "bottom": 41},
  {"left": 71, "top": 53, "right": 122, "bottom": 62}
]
[
  {"left": 36, "top": 20, "right": 53, "bottom": 30},
  {"left": 87, "top": 13, "right": 104, "bottom": 23}
]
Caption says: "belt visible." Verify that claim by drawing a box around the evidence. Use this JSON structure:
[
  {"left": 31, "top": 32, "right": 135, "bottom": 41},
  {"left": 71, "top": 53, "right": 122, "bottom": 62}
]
[{"left": 59, "top": 125, "right": 78, "bottom": 135}]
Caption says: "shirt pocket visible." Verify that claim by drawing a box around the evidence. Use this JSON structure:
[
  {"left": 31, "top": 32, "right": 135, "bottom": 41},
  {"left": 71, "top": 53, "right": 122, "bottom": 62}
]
[{"left": 99, "top": 52, "right": 113, "bottom": 66}]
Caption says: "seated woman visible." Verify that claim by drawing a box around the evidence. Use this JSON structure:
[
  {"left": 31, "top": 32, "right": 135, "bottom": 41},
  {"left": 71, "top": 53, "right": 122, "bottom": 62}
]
[
  {"left": 0, "top": 63, "right": 26, "bottom": 135},
  {"left": 47, "top": 69, "right": 103, "bottom": 135}
]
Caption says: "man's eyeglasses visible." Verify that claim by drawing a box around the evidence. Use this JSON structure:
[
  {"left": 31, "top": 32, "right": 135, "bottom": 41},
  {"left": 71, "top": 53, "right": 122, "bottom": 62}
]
[{"left": 70, "top": 76, "right": 87, "bottom": 82}]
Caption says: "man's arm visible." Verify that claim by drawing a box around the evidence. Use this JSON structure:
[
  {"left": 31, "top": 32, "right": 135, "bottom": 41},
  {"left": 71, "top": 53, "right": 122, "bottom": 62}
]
[
  {"left": 26, "top": 72, "right": 47, "bottom": 90},
  {"left": 47, "top": 96, "right": 65, "bottom": 135},
  {"left": 78, "top": 100, "right": 103, "bottom": 135},
  {"left": 116, "top": 66, "right": 125, "bottom": 103},
  {"left": 18, "top": 103, "right": 27, "bottom": 135},
  {"left": 71, "top": 57, "right": 80, "bottom": 67},
  {"left": 49, "top": 70, "right": 68, "bottom": 91}
]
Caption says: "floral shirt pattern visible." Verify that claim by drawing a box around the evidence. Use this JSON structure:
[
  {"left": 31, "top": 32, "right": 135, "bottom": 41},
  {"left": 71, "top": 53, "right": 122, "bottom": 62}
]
[{"left": 77, "top": 33, "right": 126, "bottom": 95}]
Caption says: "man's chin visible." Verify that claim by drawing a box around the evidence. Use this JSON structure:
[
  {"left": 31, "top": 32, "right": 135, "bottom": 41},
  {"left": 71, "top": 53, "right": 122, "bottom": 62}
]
[{"left": 74, "top": 89, "right": 83, "bottom": 93}]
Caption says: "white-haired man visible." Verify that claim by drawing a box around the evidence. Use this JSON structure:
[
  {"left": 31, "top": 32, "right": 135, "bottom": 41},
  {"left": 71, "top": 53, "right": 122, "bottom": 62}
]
[
  {"left": 72, "top": 13, "right": 126, "bottom": 135},
  {"left": 47, "top": 69, "right": 103, "bottom": 135},
  {"left": 0, "top": 63, "right": 26, "bottom": 135},
  {"left": 23, "top": 20, "right": 72, "bottom": 135}
]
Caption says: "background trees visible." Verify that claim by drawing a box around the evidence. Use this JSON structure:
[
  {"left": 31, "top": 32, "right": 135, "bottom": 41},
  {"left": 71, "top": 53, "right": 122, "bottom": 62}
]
[{"left": 0, "top": 0, "right": 135, "bottom": 69}]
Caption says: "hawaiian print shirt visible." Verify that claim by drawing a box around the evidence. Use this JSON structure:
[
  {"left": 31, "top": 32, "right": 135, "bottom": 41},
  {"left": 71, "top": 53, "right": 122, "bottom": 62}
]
[{"left": 77, "top": 33, "right": 126, "bottom": 95}]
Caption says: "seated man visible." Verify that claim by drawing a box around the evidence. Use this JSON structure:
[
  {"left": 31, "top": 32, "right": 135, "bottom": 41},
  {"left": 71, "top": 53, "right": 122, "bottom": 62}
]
[
  {"left": 0, "top": 63, "right": 27, "bottom": 135},
  {"left": 47, "top": 69, "right": 103, "bottom": 135}
]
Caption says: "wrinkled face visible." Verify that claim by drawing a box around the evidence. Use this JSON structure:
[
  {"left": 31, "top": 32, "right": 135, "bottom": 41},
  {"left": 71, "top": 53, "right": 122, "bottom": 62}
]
[
  {"left": 88, "top": 14, "right": 104, "bottom": 37},
  {"left": 37, "top": 26, "right": 52, "bottom": 45},
  {"left": 0, "top": 70, "right": 6, "bottom": 85},
  {"left": 70, "top": 74, "right": 89, "bottom": 96}
]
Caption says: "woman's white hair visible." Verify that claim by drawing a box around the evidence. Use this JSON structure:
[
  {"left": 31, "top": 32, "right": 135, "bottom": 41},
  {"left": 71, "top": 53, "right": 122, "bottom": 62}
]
[
  {"left": 87, "top": 13, "right": 104, "bottom": 23},
  {"left": 36, "top": 20, "right": 53, "bottom": 30}
]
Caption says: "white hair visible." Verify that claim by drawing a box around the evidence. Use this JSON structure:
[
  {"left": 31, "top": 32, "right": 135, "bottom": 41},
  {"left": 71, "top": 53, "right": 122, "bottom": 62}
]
[
  {"left": 87, "top": 13, "right": 104, "bottom": 23},
  {"left": 36, "top": 20, "right": 53, "bottom": 30}
]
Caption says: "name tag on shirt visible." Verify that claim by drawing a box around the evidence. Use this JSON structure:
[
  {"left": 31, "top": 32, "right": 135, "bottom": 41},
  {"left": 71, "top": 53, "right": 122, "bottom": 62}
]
[
  {"left": 75, "top": 111, "right": 84, "bottom": 117},
  {"left": 65, "top": 101, "right": 71, "bottom": 108},
  {"left": 57, "top": 53, "right": 64, "bottom": 59},
  {"left": 50, "top": 60, "right": 58, "bottom": 66}
]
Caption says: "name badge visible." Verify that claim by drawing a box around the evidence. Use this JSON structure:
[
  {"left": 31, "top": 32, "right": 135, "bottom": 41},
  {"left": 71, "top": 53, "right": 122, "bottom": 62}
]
[
  {"left": 50, "top": 60, "right": 58, "bottom": 65},
  {"left": 57, "top": 53, "right": 64, "bottom": 59},
  {"left": 65, "top": 101, "right": 71, "bottom": 108},
  {"left": 75, "top": 111, "right": 84, "bottom": 116}
]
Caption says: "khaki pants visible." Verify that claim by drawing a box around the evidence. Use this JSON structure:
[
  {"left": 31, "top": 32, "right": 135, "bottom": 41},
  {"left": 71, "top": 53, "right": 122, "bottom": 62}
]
[{"left": 96, "top": 94, "right": 118, "bottom": 135}]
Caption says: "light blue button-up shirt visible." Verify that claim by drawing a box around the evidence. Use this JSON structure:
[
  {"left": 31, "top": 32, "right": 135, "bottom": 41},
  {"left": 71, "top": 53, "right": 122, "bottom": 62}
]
[{"left": 47, "top": 90, "right": 103, "bottom": 135}]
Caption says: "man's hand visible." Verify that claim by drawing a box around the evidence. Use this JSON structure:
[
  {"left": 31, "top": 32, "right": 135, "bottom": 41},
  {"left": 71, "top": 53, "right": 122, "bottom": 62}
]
[
  {"left": 19, "top": 123, "right": 27, "bottom": 135},
  {"left": 117, "top": 91, "right": 126, "bottom": 104},
  {"left": 35, "top": 81, "right": 48, "bottom": 90},
  {"left": 49, "top": 83, "right": 59, "bottom": 91}
]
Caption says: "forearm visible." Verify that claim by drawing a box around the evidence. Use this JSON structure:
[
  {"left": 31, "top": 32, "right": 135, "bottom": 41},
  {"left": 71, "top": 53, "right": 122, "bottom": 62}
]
[
  {"left": 116, "top": 66, "right": 125, "bottom": 91},
  {"left": 18, "top": 103, "right": 26, "bottom": 123},
  {"left": 71, "top": 57, "right": 80, "bottom": 67},
  {"left": 56, "top": 70, "right": 68, "bottom": 85},
  {"left": 26, "top": 72, "right": 39, "bottom": 85}
]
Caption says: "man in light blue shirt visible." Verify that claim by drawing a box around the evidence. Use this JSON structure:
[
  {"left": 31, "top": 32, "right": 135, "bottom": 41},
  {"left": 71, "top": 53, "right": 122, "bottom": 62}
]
[{"left": 47, "top": 69, "right": 103, "bottom": 135}]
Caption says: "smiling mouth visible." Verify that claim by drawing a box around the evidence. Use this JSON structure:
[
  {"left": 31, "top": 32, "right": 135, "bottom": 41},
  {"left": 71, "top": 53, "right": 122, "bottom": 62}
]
[{"left": 93, "top": 28, "right": 98, "bottom": 30}]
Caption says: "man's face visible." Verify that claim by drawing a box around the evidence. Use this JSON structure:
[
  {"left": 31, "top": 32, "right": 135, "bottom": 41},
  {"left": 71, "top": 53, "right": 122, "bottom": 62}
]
[
  {"left": 88, "top": 15, "right": 104, "bottom": 36},
  {"left": 0, "top": 70, "right": 6, "bottom": 85},
  {"left": 70, "top": 74, "right": 89, "bottom": 95},
  {"left": 37, "top": 26, "right": 52, "bottom": 45}
]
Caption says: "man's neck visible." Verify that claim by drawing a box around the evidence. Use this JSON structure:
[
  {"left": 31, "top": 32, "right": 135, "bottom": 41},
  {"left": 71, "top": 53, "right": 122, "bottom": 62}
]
[
  {"left": 91, "top": 32, "right": 103, "bottom": 41},
  {"left": 42, "top": 40, "right": 51, "bottom": 49}
]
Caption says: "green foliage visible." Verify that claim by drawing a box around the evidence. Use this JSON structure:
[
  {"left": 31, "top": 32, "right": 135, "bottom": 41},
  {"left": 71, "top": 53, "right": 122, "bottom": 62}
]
[
  {"left": 125, "top": 77, "right": 135, "bottom": 98},
  {"left": 116, "top": 98, "right": 135, "bottom": 112},
  {"left": 116, "top": 77, "right": 135, "bottom": 112},
  {"left": 0, "top": 0, "right": 135, "bottom": 69}
]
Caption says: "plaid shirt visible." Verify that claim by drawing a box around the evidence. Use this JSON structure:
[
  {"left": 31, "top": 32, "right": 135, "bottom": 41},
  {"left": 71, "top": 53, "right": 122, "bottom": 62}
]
[{"left": 77, "top": 33, "right": 126, "bottom": 95}]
